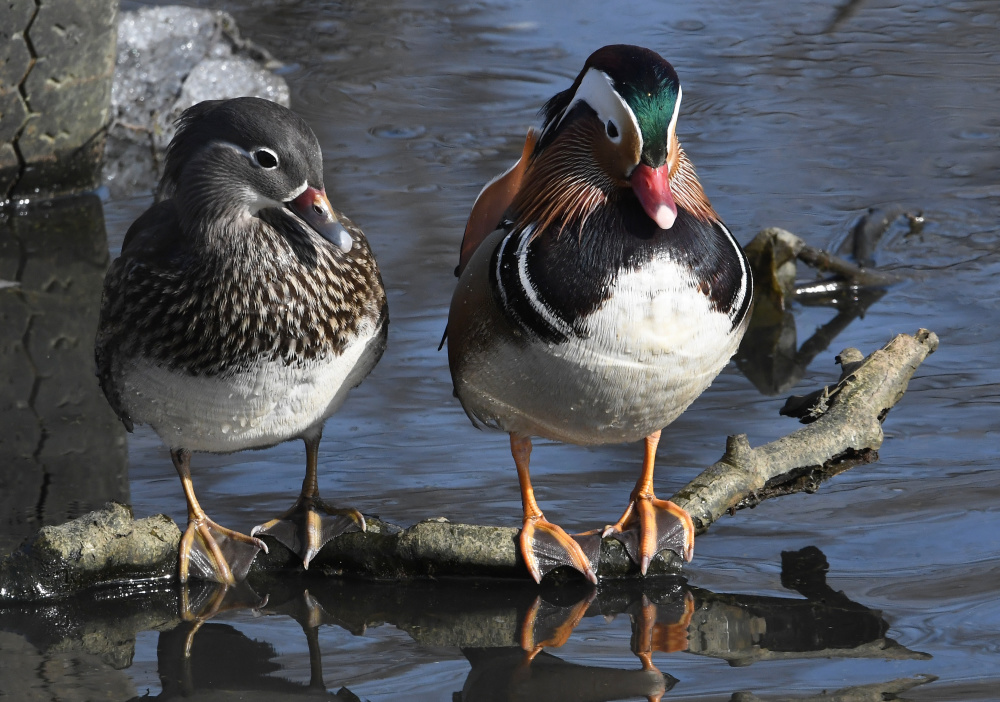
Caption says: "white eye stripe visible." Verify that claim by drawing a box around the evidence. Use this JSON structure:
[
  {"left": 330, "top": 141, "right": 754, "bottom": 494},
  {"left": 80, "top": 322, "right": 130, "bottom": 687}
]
[
  {"left": 667, "top": 85, "right": 682, "bottom": 145},
  {"left": 211, "top": 141, "right": 280, "bottom": 169},
  {"left": 212, "top": 140, "right": 253, "bottom": 160},
  {"left": 554, "top": 68, "right": 641, "bottom": 152}
]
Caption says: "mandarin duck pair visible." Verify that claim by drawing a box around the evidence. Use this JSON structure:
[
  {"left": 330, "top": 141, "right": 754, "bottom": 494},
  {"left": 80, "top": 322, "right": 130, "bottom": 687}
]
[{"left": 96, "top": 45, "right": 752, "bottom": 585}]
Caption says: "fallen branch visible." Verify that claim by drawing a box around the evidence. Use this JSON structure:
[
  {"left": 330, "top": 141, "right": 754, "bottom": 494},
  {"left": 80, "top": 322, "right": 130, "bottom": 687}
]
[
  {"left": 0, "top": 328, "right": 937, "bottom": 600},
  {"left": 260, "top": 328, "right": 937, "bottom": 580},
  {"left": 673, "top": 329, "right": 938, "bottom": 537},
  {"left": 747, "top": 225, "right": 903, "bottom": 291}
]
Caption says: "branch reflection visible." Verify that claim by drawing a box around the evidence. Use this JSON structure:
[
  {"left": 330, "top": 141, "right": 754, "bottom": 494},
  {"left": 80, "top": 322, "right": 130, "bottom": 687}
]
[
  {"left": 734, "top": 210, "right": 920, "bottom": 396},
  {"left": 0, "top": 547, "right": 930, "bottom": 701}
]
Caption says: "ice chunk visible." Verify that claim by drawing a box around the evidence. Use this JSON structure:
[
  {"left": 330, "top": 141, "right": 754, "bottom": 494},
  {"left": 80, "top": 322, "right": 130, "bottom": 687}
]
[{"left": 103, "top": 6, "right": 289, "bottom": 198}]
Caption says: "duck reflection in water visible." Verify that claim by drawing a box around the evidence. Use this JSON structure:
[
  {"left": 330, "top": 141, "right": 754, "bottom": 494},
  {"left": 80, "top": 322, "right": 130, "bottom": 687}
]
[
  {"left": 460, "top": 587, "right": 690, "bottom": 702},
  {"left": 108, "top": 547, "right": 927, "bottom": 701}
]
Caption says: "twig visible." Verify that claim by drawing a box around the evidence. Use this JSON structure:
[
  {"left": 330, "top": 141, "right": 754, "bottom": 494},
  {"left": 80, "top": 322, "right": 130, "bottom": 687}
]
[
  {"left": 0, "top": 329, "right": 937, "bottom": 598},
  {"left": 672, "top": 329, "right": 937, "bottom": 538},
  {"left": 753, "top": 226, "right": 901, "bottom": 288}
]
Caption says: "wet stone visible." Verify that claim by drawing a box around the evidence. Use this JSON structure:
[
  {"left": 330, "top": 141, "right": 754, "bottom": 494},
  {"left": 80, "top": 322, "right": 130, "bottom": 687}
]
[
  {"left": 0, "top": 3, "right": 34, "bottom": 104},
  {"left": 0, "top": 631, "right": 138, "bottom": 699},
  {"left": 0, "top": 43, "right": 29, "bottom": 195},
  {"left": 0, "top": 0, "right": 36, "bottom": 37},
  {"left": 0, "top": 144, "right": 18, "bottom": 196},
  {"left": 0, "top": 275, "right": 42, "bottom": 547},
  {"left": 0, "top": 502, "right": 180, "bottom": 603},
  {"left": 0, "top": 69, "right": 29, "bottom": 143},
  {"left": 0, "top": 196, "right": 128, "bottom": 555}
]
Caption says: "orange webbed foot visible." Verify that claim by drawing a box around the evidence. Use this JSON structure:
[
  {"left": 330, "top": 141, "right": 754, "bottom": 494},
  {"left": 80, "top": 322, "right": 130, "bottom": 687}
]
[
  {"left": 521, "top": 515, "right": 599, "bottom": 584},
  {"left": 604, "top": 495, "right": 694, "bottom": 575},
  {"left": 180, "top": 516, "right": 267, "bottom": 585}
]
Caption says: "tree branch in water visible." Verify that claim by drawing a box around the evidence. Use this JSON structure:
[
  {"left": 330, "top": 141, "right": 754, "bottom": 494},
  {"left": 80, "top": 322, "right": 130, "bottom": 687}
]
[{"left": 0, "top": 326, "right": 937, "bottom": 597}]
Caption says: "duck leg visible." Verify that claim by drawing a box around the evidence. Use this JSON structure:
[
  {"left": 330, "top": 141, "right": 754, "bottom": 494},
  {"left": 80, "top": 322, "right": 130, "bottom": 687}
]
[
  {"left": 603, "top": 431, "right": 695, "bottom": 574},
  {"left": 512, "top": 433, "right": 598, "bottom": 584},
  {"left": 252, "top": 432, "right": 365, "bottom": 569},
  {"left": 173, "top": 449, "right": 266, "bottom": 585},
  {"left": 519, "top": 589, "right": 596, "bottom": 656}
]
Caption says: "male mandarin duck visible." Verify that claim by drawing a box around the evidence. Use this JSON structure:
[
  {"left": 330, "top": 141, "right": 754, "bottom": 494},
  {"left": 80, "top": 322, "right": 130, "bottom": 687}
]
[
  {"left": 96, "top": 97, "right": 388, "bottom": 584},
  {"left": 447, "top": 45, "right": 752, "bottom": 583}
]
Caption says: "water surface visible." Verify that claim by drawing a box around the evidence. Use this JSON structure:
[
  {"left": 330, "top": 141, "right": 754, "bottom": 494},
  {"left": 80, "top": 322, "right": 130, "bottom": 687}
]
[{"left": 5, "top": 0, "right": 1000, "bottom": 699}]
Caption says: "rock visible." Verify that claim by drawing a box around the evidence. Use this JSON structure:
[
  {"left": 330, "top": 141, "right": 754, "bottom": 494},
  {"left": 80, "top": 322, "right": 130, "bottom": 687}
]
[
  {"left": 103, "top": 6, "right": 290, "bottom": 198},
  {"left": 0, "top": 195, "right": 128, "bottom": 555},
  {"left": 0, "top": 0, "right": 34, "bottom": 197},
  {"left": 0, "top": 502, "right": 179, "bottom": 602}
]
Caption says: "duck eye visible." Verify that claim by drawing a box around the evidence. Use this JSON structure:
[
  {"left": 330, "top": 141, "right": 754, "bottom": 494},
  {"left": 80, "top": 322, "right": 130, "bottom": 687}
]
[
  {"left": 253, "top": 148, "right": 279, "bottom": 169},
  {"left": 606, "top": 120, "right": 619, "bottom": 139}
]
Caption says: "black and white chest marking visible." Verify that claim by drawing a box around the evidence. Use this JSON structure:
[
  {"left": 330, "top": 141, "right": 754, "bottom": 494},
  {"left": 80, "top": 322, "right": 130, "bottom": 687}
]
[{"left": 490, "top": 226, "right": 576, "bottom": 344}]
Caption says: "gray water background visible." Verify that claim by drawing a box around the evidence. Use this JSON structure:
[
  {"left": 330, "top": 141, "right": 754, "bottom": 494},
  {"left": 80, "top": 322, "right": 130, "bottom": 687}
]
[{"left": 12, "top": 0, "right": 1000, "bottom": 698}]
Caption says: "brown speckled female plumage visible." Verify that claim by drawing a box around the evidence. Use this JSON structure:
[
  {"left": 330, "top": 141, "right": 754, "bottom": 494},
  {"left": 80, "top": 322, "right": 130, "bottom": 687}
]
[
  {"left": 95, "top": 97, "right": 388, "bottom": 584},
  {"left": 97, "top": 202, "right": 385, "bottom": 410}
]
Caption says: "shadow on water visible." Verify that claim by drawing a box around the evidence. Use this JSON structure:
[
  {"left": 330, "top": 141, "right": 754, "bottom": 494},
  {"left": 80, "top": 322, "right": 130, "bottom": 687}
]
[
  {"left": 0, "top": 547, "right": 932, "bottom": 701},
  {"left": 0, "top": 197, "right": 128, "bottom": 555}
]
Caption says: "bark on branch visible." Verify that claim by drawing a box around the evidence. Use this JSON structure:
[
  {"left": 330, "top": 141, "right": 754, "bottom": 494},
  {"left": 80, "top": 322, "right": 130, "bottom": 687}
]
[
  {"left": 0, "top": 329, "right": 938, "bottom": 600},
  {"left": 673, "top": 329, "right": 938, "bottom": 537}
]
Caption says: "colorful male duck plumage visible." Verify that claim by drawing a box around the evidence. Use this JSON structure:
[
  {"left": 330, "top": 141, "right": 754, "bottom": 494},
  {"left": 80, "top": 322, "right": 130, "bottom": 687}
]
[
  {"left": 448, "top": 45, "right": 753, "bottom": 582},
  {"left": 96, "top": 97, "right": 388, "bottom": 584}
]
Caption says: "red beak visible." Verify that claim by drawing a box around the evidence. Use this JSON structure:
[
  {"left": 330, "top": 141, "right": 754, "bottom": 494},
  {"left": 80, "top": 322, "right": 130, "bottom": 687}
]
[
  {"left": 289, "top": 187, "right": 353, "bottom": 252},
  {"left": 630, "top": 163, "right": 677, "bottom": 230}
]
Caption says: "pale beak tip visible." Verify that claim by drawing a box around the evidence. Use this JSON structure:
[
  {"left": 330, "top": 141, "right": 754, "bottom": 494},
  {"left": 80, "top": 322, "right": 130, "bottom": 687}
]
[
  {"left": 333, "top": 224, "right": 353, "bottom": 253},
  {"left": 654, "top": 204, "right": 677, "bottom": 230}
]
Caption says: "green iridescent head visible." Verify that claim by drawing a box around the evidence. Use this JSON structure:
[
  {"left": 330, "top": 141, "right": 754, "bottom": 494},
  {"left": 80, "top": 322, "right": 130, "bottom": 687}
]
[{"left": 541, "top": 45, "right": 682, "bottom": 168}]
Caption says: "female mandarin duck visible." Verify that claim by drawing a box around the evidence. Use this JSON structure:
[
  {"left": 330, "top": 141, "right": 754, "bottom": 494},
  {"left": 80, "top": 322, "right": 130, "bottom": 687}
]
[
  {"left": 96, "top": 97, "right": 388, "bottom": 584},
  {"left": 447, "top": 45, "right": 752, "bottom": 583}
]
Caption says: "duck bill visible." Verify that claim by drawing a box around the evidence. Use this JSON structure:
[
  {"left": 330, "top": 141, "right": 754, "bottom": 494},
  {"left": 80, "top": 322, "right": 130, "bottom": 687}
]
[
  {"left": 630, "top": 163, "right": 677, "bottom": 230},
  {"left": 289, "top": 187, "right": 353, "bottom": 253}
]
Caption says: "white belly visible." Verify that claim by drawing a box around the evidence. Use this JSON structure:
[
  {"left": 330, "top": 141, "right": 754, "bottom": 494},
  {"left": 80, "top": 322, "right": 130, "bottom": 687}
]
[
  {"left": 120, "top": 324, "right": 383, "bottom": 452},
  {"left": 456, "top": 258, "right": 742, "bottom": 445}
]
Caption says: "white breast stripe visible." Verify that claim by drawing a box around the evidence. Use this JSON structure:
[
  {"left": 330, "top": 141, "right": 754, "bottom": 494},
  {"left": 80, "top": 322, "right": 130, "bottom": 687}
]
[
  {"left": 515, "top": 226, "right": 574, "bottom": 337},
  {"left": 495, "top": 231, "right": 513, "bottom": 308},
  {"left": 718, "top": 220, "right": 749, "bottom": 319}
]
